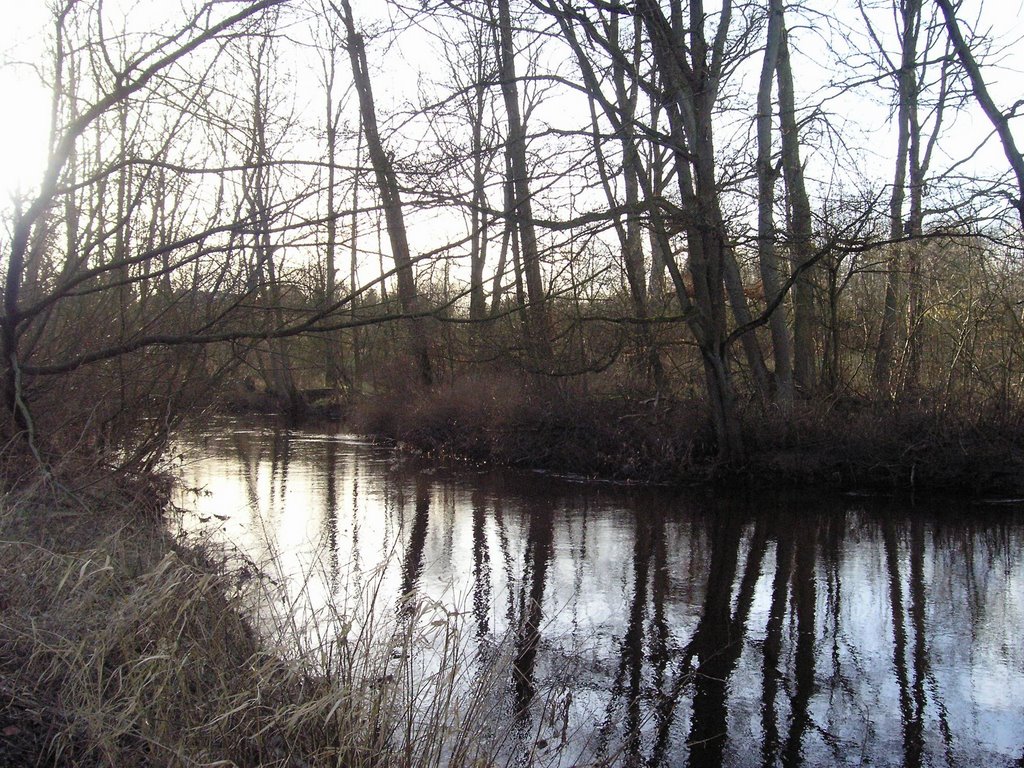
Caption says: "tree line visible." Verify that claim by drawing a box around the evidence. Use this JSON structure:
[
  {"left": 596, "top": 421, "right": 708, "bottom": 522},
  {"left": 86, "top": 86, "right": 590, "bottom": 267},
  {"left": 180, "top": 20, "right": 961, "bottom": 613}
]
[{"left": 2, "top": 0, "right": 1023, "bottom": 469}]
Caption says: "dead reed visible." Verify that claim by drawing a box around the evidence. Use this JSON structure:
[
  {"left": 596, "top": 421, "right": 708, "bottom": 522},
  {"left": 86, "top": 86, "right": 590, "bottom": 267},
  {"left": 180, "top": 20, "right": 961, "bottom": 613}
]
[{"left": 0, "top": 468, "right": 600, "bottom": 767}]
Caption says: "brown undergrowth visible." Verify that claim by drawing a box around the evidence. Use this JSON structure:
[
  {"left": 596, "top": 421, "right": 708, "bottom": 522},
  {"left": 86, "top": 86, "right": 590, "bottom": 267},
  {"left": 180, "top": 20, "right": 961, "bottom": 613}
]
[
  {"left": 349, "top": 375, "right": 1024, "bottom": 496},
  {"left": 0, "top": 460, "right": 573, "bottom": 767},
  {"left": 743, "top": 400, "right": 1024, "bottom": 495},
  {"left": 349, "top": 374, "right": 716, "bottom": 484}
]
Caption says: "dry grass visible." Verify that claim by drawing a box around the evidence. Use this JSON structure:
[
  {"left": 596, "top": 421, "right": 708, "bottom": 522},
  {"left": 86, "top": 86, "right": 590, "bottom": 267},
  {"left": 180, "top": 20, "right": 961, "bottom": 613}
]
[
  {"left": 350, "top": 374, "right": 714, "bottom": 484},
  {"left": 742, "top": 399, "right": 1024, "bottom": 494},
  {"left": 0, "top": 470, "right": 591, "bottom": 767},
  {"left": 349, "top": 372, "right": 1024, "bottom": 495}
]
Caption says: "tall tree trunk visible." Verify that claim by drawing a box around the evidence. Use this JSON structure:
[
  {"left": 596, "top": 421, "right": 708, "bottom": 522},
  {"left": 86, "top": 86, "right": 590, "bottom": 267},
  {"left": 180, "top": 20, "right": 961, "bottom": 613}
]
[
  {"left": 493, "top": 149, "right": 530, "bottom": 352},
  {"left": 647, "top": 86, "right": 669, "bottom": 297},
  {"left": 873, "top": 2, "right": 918, "bottom": 395},
  {"left": 903, "top": 0, "right": 930, "bottom": 391},
  {"left": 872, "top": 0, "right": 940, "bottom": 397},
  {"left": 722, "top": 242, "right": 772, "bottom": 397},
  {"left": 636, "top": 0, "right": 746, "bottom": 461},
  {"left": 777, "top": 18, "right": 818, "bottom": 394},
  {"left": 612, "top": 14, "right": 666, "bottom": 392},
  {"left": 489, "top": 180, "right": 511, "bottom": 317},
  {"left": 350, "top": 121, "right": 363, "bottom": 386},
  {"left": 757, "top": 0, "right": 794, "bottom": 405},
  {"left": 339, "top": 0, "right": 432, "bottom": 386},
  {"left": 823, "top": 264, "right": 843, "bottom": 393},
  {"left": 494, "top": 0, "right": 553, "bottom": 369},
  {"left": 323, "top": 49, "right": 342, "bottom": 389},
  {"left": 468, "top": 55, "right": 490, "bottom": 322}
]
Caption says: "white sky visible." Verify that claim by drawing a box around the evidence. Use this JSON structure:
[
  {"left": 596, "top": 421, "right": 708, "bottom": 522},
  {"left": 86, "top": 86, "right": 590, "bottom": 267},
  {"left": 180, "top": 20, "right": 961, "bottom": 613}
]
[
  {"left": 0, "top": 0, "right": 1022, "bottom": 232},
  {"left": 0, "top": 1, "right": 52, "bottom": 202}
]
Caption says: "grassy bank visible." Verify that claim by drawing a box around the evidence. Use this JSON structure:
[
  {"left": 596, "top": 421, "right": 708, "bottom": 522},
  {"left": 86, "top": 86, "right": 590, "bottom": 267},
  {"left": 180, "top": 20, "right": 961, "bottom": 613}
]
[
  {"left": 0, "top": 466, "right": 568, "bottom": 767},
  {"left": 347, "top": 375, "right": 1024, "bottom": 496}
]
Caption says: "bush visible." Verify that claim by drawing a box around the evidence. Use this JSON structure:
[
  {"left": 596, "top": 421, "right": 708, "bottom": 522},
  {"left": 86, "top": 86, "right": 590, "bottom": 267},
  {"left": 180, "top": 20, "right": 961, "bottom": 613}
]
[{"left": 349, "top": 373, "right": 715, "bottom": 483}]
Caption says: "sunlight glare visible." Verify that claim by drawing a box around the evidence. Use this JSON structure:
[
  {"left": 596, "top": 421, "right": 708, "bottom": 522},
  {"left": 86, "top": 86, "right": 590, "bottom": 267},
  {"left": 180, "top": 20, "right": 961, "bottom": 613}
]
[{"left": 0, "top": 3, "right": 50, "bottom": 207}]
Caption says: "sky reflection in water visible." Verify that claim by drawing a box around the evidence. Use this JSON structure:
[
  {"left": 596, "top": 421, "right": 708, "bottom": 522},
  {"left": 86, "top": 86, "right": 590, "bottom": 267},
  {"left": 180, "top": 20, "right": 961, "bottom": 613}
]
[{"left": 175, "top": 424, "right": 1024, "bottom": 767}]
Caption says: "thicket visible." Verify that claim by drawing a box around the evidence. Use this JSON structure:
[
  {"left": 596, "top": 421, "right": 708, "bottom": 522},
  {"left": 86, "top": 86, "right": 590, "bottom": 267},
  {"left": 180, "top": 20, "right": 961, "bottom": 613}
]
[
  {"left": 2, "top": 0, "right": 1023, "bottom": 493},
  {"left": 4, "top": 2, "right": 1024, "bottom": 763}
]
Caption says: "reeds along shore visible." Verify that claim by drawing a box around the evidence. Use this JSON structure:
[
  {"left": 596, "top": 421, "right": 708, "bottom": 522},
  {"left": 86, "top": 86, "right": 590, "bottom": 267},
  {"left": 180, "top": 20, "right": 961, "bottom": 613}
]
[{"left": 0, "top": 468, "right": 586, "bottom": 768}]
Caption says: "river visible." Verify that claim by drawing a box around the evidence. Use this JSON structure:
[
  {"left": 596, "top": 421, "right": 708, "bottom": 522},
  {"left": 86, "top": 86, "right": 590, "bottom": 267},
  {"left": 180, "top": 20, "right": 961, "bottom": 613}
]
[{"left": 174, "top": 421, "right": 1024, "bottom": 767}]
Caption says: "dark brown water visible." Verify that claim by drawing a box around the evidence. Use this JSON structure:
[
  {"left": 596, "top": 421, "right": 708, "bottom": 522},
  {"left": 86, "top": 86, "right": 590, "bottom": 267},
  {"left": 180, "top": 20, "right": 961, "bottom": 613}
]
[{"left": 175, "top": 422, "right": 1024, "bottom": 767}]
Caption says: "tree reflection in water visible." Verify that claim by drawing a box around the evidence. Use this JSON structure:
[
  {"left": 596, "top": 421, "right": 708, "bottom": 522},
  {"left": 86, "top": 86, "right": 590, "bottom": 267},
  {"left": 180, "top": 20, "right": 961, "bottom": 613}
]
[
  {"left": 181, "top": 427, "right": 1024, "bottom": 767},
  {"left": 511, "top": 500, "right": 555, "bottom": 714}
]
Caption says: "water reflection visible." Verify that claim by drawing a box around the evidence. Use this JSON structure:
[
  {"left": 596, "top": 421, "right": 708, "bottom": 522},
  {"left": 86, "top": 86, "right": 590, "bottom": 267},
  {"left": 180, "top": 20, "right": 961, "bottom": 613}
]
[
  {"left": 399, "top": 475, "right": 431, "bottom": 603},
  {"left": 177, "top": 424, "right": 1024, "bottom": 767},
  {"left": 511, "top": 497, "right": 554, "bottom": 714},
  {"left": 472, "top": 488, "right": 491, "bottom": 639}
]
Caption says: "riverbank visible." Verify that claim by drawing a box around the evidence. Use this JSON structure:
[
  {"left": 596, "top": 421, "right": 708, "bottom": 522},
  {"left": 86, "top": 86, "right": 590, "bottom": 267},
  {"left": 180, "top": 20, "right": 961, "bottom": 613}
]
[
  {"left": 346, "top": 377, "right": 1024, "bottom": 497},
  {"left": 0, "top": 465, "right": 525, "bottom": 767},
  {"left": 6, "top": 419, "right": 1022, "bottom": 765},
  {"left": 0, "top": 469, "right": 267, "bottom": 766}
]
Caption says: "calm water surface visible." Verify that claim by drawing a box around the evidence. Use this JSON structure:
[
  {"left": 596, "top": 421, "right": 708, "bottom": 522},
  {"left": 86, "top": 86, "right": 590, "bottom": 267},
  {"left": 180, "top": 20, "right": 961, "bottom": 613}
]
[{"left": 175, "top": 422, "right": 1024, "bottom": 767}]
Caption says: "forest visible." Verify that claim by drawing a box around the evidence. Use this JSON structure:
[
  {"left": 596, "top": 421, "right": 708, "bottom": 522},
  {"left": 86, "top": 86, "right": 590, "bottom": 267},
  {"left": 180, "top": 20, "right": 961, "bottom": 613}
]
[
  {"left": 3, "top": 2, "right": 1024, "bottom": 765},
  {"left": 2, "top": 0, "right": 1024, "bottom": 487}
]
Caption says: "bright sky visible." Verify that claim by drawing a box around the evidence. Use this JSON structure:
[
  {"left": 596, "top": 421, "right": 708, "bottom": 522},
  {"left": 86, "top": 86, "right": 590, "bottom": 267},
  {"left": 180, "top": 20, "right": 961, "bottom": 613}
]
[
  {"left": 0, "top": 0, "right": 1022, "bottom": 230},
  {"left": 0, "top": 1, "right": 51, "bottom": 204}
]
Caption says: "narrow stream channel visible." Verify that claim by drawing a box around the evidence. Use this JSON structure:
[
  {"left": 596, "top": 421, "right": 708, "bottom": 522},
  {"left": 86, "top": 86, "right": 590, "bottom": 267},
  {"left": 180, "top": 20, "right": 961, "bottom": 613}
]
[{"left": 174, "top": 421, "right": 1024, "bottom": 767}]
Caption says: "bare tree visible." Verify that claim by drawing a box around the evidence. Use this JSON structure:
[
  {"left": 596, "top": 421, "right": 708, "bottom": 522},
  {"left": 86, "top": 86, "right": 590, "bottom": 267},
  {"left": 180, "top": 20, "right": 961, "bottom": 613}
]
[
  {"left": 493, "top": 0, "right": 553, "bottom": 368},
  {"left": 336, "top": 0, "right": 433, "bottom": 385},
  {"left": 1, "top": 0, "right": 285, "bottom": 448},
  {"left": 872, "top": 0, "right": 924, "bottom": 393},
  {"left": 549, "top": 4, "right": 666, "bottom": 391},
  {"left": 634, "top": 0, "right": 754, "bottom": 459},
  {"left": 317, "top": 0, "right": 349, "bottom": 389},
  {"left": 862, "top": 0, "right": 958, "bottom": 394},
  {"left": 775, "top": 8, "right": 819, "bottom": 395},
  {"left": 935, "top": 0, "right": 1024, "bottom": 229},
  {"left": 527, "top": 0, "right": 770, "bottom": 458},
  {"left": 240, "top": 12, "right": 303, "bottom": 416},
  {"left": 756, "top": 0, "right": 794, "bottom": 405}
]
